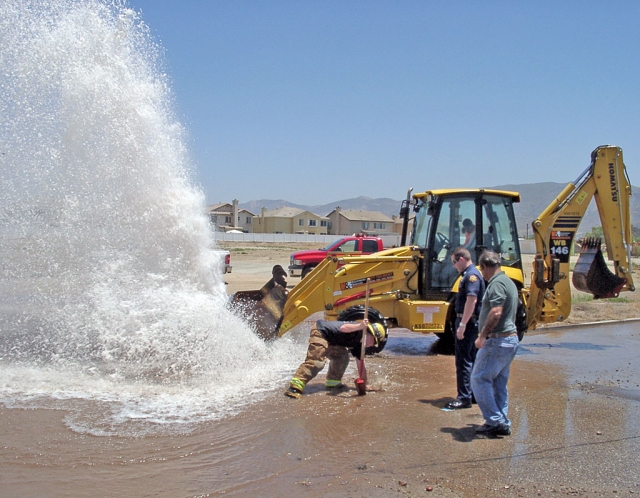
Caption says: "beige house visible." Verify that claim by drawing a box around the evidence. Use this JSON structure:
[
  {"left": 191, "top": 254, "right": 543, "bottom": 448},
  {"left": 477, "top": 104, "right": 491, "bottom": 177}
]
[
  {"left": 207, "top": 199, "right": 255, "bottom": 232},
  {"left": 392, "top": 214, "right": 415, "bottom": 236},
  {"left": 327, "top": 207, "right": 394, "bottom": 236},
  {"left": 253, "top": 207, "right": 328, "bottom": 234}
]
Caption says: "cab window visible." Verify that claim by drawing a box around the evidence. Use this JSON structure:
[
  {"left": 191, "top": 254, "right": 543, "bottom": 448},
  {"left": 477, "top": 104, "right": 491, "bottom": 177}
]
[
  {"left": 362, "top": 239, "right": 378, "bottom": 252},
  {"left": 335, "top": 239, "right": 357, "bottom": 252}
]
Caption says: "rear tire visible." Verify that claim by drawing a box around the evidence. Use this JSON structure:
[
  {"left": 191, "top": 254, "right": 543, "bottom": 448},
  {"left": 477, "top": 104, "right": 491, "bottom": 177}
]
[
  {"left": 436, "top": 302, "right": 457, "bottom": 349},
  {"left": 515, "top": 297, "right": 527, "bottom": 342},
  {"left": 338, "top": 305, "right": 387, "bottom": 327},
  {"left": 435, "top": 331, "right": 455, "bottom": 350}
]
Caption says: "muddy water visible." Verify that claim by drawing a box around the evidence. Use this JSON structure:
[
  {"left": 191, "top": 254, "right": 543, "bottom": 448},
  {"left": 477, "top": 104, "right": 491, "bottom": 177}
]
[{"left": 1, "top": 321, "right": 639, "bottom": 497}]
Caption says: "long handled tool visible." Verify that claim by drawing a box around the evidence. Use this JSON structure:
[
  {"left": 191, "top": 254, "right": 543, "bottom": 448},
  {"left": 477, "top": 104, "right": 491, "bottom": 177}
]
[{"left": 355, "top": 278, "right": 370, "bottom": 396}]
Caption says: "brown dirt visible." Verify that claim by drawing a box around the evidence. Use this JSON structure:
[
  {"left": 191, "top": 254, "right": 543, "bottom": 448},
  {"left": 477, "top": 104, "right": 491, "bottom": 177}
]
[{"left": 218, "top": 241, "right": 640, "bottom": 326}]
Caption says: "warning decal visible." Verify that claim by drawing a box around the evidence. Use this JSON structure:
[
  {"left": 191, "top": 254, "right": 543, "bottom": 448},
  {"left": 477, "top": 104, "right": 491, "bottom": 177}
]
[
  {"left": 340, "top": 272, "right": 394, "bottom": 291},
  {"left": 549, "top": 230, "right": 575, "bottom": 263}
]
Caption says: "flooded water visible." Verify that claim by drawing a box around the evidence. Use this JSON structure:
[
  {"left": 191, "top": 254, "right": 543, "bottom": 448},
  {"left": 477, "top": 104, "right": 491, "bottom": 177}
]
[{"left": 0, "top": 0, "right": 305, "bottom": 438}]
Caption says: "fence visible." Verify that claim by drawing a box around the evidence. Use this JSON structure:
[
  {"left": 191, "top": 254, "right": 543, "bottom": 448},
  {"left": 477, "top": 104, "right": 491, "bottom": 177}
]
[
  {"left": 213, "top": 232, "right": 403, "bottom": 247},
  {"left": 213, "top": 232, "right": 542, "bottom": 254}
]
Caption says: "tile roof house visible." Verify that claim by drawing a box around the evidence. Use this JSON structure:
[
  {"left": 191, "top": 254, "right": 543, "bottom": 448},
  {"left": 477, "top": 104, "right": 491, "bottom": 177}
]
[
  {"left": 207, "top": 199, "right": 255, "bottom": 232},
  {"left": 253, "top": 207, "right": 329, "bottom": 234},
  {"left": 392, "top": 214, "right": 415, "bottom": 236},
  {"left": 327, "top": 207, "right": 395, "bottom": 236}
]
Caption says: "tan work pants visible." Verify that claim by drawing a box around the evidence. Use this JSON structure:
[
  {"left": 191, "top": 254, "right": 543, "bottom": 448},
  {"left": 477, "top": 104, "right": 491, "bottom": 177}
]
[{"left": 292, "top": 325, "right": 351, "bottom": 385}]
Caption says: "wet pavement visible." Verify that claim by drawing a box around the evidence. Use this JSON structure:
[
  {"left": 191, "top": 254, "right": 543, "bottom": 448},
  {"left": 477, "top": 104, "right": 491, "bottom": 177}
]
[{"left": 2, "top": 320, "right": 639, "bottom": 497}]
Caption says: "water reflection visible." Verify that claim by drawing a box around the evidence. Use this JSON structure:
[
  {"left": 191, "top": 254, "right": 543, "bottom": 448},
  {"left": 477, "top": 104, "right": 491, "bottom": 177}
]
[{"left": 520, "top": 341, "right": 618, "bottom": 353}]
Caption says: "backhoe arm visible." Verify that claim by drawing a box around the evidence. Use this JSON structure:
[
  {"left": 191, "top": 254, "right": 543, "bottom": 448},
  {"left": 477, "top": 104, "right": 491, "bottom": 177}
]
[
  {"left": 277, "top": 246, "right": 421, "bottom": 337},
  {"left": 527, "top": 145, "right": 634, "bottom": 329}
]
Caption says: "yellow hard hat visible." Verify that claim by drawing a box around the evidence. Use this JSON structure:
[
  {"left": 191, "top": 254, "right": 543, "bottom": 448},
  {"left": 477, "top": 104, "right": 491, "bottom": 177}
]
[{"left": 365, "top": 322, "right": 388, "bottom": 354}]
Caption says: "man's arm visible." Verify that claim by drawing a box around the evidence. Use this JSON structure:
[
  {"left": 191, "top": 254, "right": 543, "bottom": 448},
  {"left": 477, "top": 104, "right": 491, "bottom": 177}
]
[
  {"left": 339, "top": 319, "right": 369, "bottom": 333},
  {"left": 475, "top": 306, "right": 503, "bottom": 348},
  {"left": 457, "top": 295, "right": 477, "bottom": 340}
]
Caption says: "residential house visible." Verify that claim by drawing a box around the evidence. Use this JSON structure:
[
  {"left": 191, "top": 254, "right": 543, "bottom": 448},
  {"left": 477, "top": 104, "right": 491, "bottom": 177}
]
[
  {"left": 392, "top": 214, "right": 415, "bottom": 236},
  {"left": 207, "top": 199, "right": 255, "bottom": 232},
  {"left": 253, "top": 207, "right": 328, "bottom": 234},
  {"left": 327, "top": 207, "right": 394, "bottom": 236}
]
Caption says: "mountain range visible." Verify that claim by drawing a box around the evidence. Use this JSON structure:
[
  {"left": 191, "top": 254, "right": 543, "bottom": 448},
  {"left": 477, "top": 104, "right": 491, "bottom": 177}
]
[{"left": 239, "top": 182, "right": 639, "bottom": 238}]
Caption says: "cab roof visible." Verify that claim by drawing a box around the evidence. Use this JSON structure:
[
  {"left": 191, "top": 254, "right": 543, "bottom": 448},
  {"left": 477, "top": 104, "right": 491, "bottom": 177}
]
[{"left": 413, "top": 188, "right": 521, "bottom": 203}]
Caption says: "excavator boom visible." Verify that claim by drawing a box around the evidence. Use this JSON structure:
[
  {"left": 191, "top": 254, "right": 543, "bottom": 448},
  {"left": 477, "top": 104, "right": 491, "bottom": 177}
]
[{"left": 527, "top": 145, "right": 634, "bottom": 328}]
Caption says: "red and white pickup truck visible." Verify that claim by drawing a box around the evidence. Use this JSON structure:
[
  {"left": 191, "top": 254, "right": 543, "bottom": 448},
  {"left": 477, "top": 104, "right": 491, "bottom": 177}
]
[
  {"left": 214, "top": 249, "right": 232, "bottom": 274},
  {"left": 288, "top": 235, "right": 384, "bottom": 279}
]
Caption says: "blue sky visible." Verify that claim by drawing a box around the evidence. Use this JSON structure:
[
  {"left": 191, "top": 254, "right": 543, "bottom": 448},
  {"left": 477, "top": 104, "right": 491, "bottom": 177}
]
[{"left": 128, "top": 1, "right": 640, "bottom": 206}]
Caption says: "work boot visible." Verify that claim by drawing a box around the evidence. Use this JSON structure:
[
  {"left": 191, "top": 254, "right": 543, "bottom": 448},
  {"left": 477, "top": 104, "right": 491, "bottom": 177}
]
[
  {"left": 284, "top": 386, "right": 302, "bottom": 399},
  {"left": 475, "top": 423, "right": 511, "bottom": 438},
  {"left": 492, "top": 423, "right": 511, "bottom": 436},
  {"left": 325, "top": 380, "right": 345, "bottom": 390},
  {"left": 445, "top": 399, "right": 472, "bottom": 410}
]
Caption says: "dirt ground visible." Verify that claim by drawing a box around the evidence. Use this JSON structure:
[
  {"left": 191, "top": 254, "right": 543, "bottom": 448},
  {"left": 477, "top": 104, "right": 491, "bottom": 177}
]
[{"left": 218, "top": 241, "right": 640, "bottom": 326}]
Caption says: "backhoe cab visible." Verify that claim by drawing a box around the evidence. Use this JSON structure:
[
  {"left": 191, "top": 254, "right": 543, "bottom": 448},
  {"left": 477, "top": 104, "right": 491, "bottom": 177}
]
[
  {"left": 232, "top": 145, "right": 634, "bottom": 342},
  {"left": 410, "top": 188, "right": 524, "bottom": 300}
]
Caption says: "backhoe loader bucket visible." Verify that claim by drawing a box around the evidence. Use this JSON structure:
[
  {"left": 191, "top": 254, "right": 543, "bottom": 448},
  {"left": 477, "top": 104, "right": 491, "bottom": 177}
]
[
  {"left": 572, "top": 238, "right": 626, "bottom": 299},
  {"left": 229, "top": 265, "right": 288, "bottom": 340}
]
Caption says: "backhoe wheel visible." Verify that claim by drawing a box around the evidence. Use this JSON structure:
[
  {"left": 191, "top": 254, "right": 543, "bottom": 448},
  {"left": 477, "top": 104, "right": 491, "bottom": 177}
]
[
  {"left": 434, "top": 305, "right": 456, "bottom": 353},
  {"left": 435, "top": 329, "right": 455, "bottom": 349},
  {"left": 301, "top": 264, "right": 317, "bottom": 279},
  {"left": 515, "top": 298, "right": 527, "bottom": 342}
]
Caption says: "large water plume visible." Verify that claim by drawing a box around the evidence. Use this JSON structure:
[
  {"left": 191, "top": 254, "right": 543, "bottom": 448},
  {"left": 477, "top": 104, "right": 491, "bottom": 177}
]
[{"left": 0, "top": 0, "right": 302, "bottom": 435}]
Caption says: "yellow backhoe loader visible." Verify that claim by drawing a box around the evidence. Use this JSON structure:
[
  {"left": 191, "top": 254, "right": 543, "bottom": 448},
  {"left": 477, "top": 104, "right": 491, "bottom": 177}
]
[{"left": 232, "top": 145, "right": 634, "bottom": 345}]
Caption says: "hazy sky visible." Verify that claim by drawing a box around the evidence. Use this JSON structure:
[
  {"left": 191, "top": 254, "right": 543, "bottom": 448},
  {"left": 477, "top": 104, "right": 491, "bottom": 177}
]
[{"left": 128, "top": 1, "right": 640, "bottom": 206}]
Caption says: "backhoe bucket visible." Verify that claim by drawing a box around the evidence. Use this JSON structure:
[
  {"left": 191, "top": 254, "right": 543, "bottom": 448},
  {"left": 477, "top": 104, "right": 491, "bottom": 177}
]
[
  {"left": 572, "top": 238, "right": 626, "bottom": 299},
  {"left": 229, "top": 265, "right": 288, "bottom": 340}
]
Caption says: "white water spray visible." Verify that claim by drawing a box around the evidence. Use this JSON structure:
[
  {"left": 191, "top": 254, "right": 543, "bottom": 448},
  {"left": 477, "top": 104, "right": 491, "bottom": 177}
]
[{"left": 0, "top": 0, "right": 302, "bottom": 435}]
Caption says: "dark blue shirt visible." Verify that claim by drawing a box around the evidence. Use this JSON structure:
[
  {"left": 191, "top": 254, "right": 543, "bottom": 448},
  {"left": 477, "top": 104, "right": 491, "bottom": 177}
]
[
  {"left": 316, "top": 320, "right": 363, "bottom": 358},
  {"left": 455, "top": 265, "right": 485, "bottom": 317}
]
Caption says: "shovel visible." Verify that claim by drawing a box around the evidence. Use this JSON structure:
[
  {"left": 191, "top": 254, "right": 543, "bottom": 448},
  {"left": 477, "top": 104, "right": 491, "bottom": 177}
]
[{"left": 355, "top": 278, "right": 370, "bottom": 396}]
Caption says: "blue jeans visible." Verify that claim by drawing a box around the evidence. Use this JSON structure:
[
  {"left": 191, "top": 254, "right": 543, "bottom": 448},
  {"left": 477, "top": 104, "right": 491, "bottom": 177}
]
[{"left": 470, "top": 334, "right": 519, "bottom": 428}]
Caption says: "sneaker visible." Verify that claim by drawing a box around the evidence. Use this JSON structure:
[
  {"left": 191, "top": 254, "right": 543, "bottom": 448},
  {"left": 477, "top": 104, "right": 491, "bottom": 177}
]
[{"left": 284, "top": 387, "right": 302, "bottom": 399}]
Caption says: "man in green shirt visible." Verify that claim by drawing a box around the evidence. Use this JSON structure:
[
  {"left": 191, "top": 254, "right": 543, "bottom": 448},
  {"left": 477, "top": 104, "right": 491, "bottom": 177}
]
[{"left": 471, "top": 251, "right": 519, "bottom": 438}]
